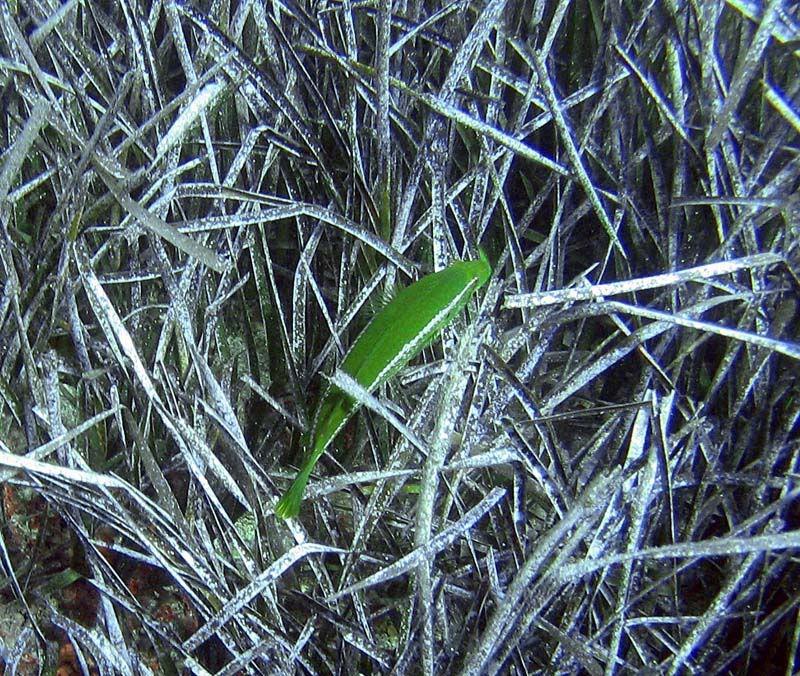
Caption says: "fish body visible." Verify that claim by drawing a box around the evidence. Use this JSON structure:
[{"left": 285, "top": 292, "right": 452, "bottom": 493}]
[{"left": 275, "top": 253, "right": 491, "bottom": 518}]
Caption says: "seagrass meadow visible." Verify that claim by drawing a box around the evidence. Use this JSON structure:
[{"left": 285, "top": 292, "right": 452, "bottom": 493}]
[{"left": 0, "top": 0, "right": 798, "bottom": 673}]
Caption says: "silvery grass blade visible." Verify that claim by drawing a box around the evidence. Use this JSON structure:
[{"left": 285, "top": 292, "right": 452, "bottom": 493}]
[
  {"left": 328, "top": 487, "right": 505, "bottom": 601},
  {"left": 613, "top": 43, "right": 696, "bottom": 150},
  {"left": 0, "top": 407, "right": 116, "bottom": 480},
  {"left": 706, "top": 0, "right": 787, "bottom": 150},
  {"left": 665, "top": 548, "right": 771, "bottom": 676},
  {"left": 536, "top": 292, "right": 767, "bottom": 412},
  {"left": 551, "top": 524, "right": 800, "bottom": 584},
  {"left": 504, "top": 253, "right": 784, "bottom": 307},
  {"left": 299, "top": 468, "right": 416, "bottom": 505},
  {"left": 335, "top": 374, "right": 446, "bottom": 588},
  {"left": 443, "top": 448, "right": 519, "bottom": 471},
  {"left": 182, "top": 543, "right": 346, "bottom": 653},
  {"left": 281, "top": 589, "right": 393, "bottom": 669},
  {"left": 45, "top": 610, "right": 134, "bottom": 674},
  {"left": 258, "top": 10, "right": 362, "bottom": 180},
  {"left": 389, "top": 0, "right": 470, "bottom": 57},
  {"left": 156, "top": 80, "right": 227, "bottom": 159},
  {"left": 391, "top": 77, "right": 571, "bottom": 180},
  {"left": 0, "top": 97, "right": 48, "bottom": 202},
  {"left": 517, "top": 43, "right": 626, "bottom": 259},
  {"left": 410, "top": 278, "right": 492, "bottom": 674},
  {"left": 291, "top": 225, "right": 322, "bottom": 371},
  {"left": 174, "top": 200, "right": 415, "bottom": 273},
  {"left": 309, "top": 264, "right": 389, "bottom": 377},
  {"left": 600, "top": 300, "right": 800, "bottom": 361},
  {"left": 241, "top": 374, "right": 305, "bottom": 432},
  {"left": 145, "top": 237, "right": 249, "bottom": 453},
  {"left": 123, "top": 408, "right": 186, "bottom": 527},
  {"left": 91, "top": 160, "right": 226, "bottom": 272},
  {"left": 605, "top": 397, "right": 659, "bottom": 669},
  {"left": 174, "top": 2, "right": 341, "bottom": 199},
  {"left": 461, "top": 469, "right": 622, "bottom": 675},
  {"left": 0, "top": 513, "right": 44, "bottom": 643},
  {"left": 73, "top": 239, "right": 248, "bottom": 510},
  {"left": 391, "top": 0, "right": 511, "bottom": 249},
  {"left": 0, "top": 449, "right": 206, "bottom": 594},
  {"left": 502, "top": 419, "right": 566, "bottom": 517},
  {"left": 763, "top": 81, "right": 800, "bottom": 135},
  {"left": 373, "top": 0, "right": 392, "bottom": 225},
  {"left": 330, "top": 370, "right": 433, "bottom": 458}
]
